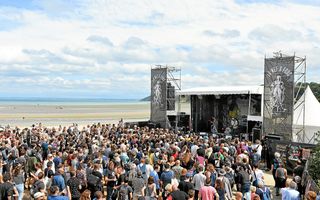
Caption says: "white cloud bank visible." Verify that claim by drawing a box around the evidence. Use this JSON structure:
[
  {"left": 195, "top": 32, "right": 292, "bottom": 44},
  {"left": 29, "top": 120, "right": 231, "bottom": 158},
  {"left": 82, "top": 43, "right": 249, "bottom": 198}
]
[{"left": 0, "top": 0, "right": 319, "bottom": 98}]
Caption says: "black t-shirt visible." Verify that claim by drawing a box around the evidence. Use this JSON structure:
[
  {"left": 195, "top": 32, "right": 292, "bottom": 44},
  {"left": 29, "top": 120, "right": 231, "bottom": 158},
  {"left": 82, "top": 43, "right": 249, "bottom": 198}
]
[
  {"left": 178, "top": 180, "right": 194, "bottom": 194},
  {"left": 92, "top": 170, "right": 103, "bottom": 180},
  {"left": 45, "top": 168, "right": 55, "bottom": 178},
  {"left": 293, "top": 165, "right": 304, "bottom": 177},
  {"left": 0, "top": 182, "right": 14, "bottom": 200},
  {"left": 106, "top": 169, "right": 116, "bottom": 187},
  {"left": 67, "top": 177, "right": 81, "bottom": 198},
  {"left": 238, "top": 170, "right": 250, "bottom": 184},
  {"left": 171, "top": 190, "right": 188, "bottom": 200}
]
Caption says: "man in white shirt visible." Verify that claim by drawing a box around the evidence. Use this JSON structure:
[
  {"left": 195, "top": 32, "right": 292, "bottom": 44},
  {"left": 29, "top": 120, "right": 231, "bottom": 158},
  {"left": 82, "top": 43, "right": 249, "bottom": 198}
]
[
  {"left": 192, "top": 164, "right": 206, "bottom": 200},
  {"left": 252, "top": 140, "right": 263, "bottom": 156}
]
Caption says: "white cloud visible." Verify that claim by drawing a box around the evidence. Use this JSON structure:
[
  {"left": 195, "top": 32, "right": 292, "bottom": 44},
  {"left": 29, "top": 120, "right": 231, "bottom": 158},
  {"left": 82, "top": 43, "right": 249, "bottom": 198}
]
[{"left": 0, "top": 0, "right": 319, "bottom": 98}]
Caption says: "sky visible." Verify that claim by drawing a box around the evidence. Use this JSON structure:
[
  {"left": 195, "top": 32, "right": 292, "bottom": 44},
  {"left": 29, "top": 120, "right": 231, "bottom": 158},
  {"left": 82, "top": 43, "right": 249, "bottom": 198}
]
[{"left": 0, "top": 0, "right": 319, "bottom": 99}]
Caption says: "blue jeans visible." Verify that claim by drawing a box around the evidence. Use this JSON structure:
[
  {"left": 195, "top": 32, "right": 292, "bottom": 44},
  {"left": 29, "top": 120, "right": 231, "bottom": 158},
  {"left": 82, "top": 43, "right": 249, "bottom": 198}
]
[
  {"left": 242, "top": 182, "right": 251, "bottom": 200},
  {"left": 15, "top": 183, "right": 24, "bottom": 200}
]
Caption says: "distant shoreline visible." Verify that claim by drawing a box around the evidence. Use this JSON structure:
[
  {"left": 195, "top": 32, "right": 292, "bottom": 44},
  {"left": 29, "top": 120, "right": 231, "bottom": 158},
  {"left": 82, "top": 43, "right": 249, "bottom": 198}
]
[{"left": 0, "top": 102, "right": 150, "bottom": 127}]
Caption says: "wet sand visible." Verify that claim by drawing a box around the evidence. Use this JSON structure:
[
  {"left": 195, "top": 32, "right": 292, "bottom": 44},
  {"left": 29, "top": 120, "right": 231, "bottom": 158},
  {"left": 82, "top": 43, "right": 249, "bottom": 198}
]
[{"left": 0, "top": 103, "right": 150, "bottom": 127}]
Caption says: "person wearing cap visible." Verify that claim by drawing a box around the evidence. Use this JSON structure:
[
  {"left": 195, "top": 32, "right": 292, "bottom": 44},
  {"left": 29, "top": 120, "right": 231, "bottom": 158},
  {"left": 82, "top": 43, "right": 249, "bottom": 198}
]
[
  {"left": 34, "top": 192, "right": 46, "bottom": 200},
  {"left": 217, "top": 169, "right": 232, "bottom": 200}
]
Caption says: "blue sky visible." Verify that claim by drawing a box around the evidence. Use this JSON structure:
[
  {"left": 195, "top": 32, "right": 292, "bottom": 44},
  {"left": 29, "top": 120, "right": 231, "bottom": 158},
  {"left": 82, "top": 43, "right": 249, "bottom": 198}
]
[{"left": 0, "top": 0, "right": 319, "bottom": 98}]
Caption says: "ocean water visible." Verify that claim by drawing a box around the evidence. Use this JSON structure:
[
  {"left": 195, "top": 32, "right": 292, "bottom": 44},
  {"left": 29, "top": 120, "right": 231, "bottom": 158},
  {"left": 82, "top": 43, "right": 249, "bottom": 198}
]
[{"left": 0, "top": 97, "right": 147, "bottom": 105}]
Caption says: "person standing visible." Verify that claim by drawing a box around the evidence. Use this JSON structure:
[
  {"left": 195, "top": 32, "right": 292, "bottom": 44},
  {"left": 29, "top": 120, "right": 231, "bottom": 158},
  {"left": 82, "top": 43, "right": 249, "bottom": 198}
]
[
  {"left": 199, "top": 177, "right": 219, "bottom": 200},
  {"left": 67, "top": 170, "right": 81, "bottom": 200},
  {"left": 0, "top": 173, "right": 16, "bottom": 200},
  {"left": 281, "top": 181, "right": 300, "bottom": 200},
  {"left": 275, "top": 164, "right": 287, "bottom": 196},
  {"left": 237, "top": 166, "right": 251, "bottom": 200},
  {"left": 192, "top": 164, "right": 206, "bottom": 200},
  {"left": 13, "top": 165, "right": 25, "bottom": 200},
  {"left": 132, "top": 171, "right": 145, "bottom": 200},
  {"left": 48, "top": 185, "right": 70, "bottom": 200},
  {"left": 215, "top": 178, "right": 225, "bottom": 200},
  {"left": 255, "top": 181, "right": 271, "bottom": 200}
]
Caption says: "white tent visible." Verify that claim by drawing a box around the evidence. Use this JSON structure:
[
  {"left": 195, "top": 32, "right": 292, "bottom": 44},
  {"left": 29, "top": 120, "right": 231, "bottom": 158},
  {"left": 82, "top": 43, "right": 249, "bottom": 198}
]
[{"left": 293, "top": 86, "right": 320, "bottom": 143}]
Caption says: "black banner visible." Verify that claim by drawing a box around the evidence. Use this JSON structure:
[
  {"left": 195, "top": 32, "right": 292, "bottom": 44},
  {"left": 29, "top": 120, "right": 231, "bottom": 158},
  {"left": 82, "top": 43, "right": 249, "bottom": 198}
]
[
  {"left": 263, "top": 56, "right": 295, "bottom": 141},
  {"left": 150, "top": 68, "right": 167, "bottom": 126}
]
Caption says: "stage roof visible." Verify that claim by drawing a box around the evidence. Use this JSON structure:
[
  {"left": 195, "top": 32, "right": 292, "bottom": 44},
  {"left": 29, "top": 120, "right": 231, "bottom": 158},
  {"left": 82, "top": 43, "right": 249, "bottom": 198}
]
[{"left": 178, "top": 85, "right": 264, "bottom": 96}]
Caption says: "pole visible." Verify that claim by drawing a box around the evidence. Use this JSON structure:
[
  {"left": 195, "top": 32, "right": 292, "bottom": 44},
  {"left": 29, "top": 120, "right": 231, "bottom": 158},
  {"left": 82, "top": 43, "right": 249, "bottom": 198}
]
[{"left": 247, "top": 91, "right": 251, "bottom": 134}]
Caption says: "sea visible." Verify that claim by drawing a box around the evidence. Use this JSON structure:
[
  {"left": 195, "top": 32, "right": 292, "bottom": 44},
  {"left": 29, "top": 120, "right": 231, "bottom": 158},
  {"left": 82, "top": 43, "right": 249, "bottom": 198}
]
[{"left": 0, "top": 97, "right": 147, "bottom": 105}]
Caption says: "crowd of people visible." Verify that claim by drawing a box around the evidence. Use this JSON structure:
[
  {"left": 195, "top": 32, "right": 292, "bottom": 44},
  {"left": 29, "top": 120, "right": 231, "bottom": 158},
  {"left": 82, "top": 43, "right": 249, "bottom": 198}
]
[{"left": 0, "top": 122, "right": 318, "bottom": 200}]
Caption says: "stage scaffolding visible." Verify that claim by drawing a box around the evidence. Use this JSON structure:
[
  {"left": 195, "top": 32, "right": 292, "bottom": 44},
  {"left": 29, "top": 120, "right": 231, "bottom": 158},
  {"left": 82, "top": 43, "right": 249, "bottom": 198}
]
[
  {"left": 263, "top": 52, "right": 307, "bottom": 142},
  {"left": 151, "top": 65, "right": 181, "bottom": 130},
  {"left": 293, "top": 55, "right": 307, "bottom": 143}
]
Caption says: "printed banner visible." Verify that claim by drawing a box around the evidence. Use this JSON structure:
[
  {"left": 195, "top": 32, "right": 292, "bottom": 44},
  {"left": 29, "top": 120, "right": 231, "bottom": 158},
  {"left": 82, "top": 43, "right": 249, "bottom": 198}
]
[
  {"left": 150, "top": 68, "right": 167, "bottom": 125},
  {"left": 263, "top": 56, "right": 295, "bottom": 140}
]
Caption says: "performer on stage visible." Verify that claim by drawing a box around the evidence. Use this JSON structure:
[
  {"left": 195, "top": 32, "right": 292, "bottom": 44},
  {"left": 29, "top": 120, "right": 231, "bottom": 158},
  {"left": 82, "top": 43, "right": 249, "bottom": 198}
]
[{"left": 209, "top": 116, "right": 218, "bottom": 134}]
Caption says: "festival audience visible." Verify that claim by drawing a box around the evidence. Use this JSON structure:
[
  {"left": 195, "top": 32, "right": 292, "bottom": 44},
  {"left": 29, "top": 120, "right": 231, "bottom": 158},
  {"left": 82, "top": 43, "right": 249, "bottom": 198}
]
[{"left": 0, "top": 122, "right": 318, "bottom": 200}]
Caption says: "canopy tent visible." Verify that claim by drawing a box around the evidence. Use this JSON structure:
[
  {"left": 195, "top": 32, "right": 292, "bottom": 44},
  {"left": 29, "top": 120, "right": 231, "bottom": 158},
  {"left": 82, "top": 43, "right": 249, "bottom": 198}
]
[
  {"left": 178, "top": 85, "right": 264, "bottom": 96},
  {"left": 293, "top": 86, "right": 320, "bottom": 143}
]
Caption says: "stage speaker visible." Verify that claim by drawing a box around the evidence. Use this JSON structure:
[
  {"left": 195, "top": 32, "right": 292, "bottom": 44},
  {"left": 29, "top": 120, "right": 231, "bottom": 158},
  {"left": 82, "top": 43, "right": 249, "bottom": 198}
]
[
  {"left": 178, "top": 114, "right": 190, "bottom": 128},
  {"left": 265, "top": 134, "right": 282, "bottom": 141},
  {"left": 167, "top": 83, "right": 175, "bottom": 110},
  {"left": 252, "top": 128, "right": 261, "bottom": 142}
]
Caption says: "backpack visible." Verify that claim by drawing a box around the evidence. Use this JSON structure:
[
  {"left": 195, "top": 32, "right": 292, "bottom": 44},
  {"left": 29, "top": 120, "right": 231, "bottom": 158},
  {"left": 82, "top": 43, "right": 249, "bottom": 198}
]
[
  {"left": 139, "top": 164, "right": 147, "bottom": 175},
  {"left": 225, "top": 172, "right": 235, "bottom": 186},
  {"left": 259, "top": 187, "right": 271, "bottom": 200},
  {"left": 119, "top": 185, "right": 128, "bottom": 200},
  {"left": 87, "top": 174, "right": 99, "bottom": 186},
  {"left": 273, "top": 158, "right": 281, "bottom": 170},
  {"left": 139, "top": 164, "right": 148, "bottom": 180},
  {"left": 128, "top": 170, "right": 137, "bottom": 185}
]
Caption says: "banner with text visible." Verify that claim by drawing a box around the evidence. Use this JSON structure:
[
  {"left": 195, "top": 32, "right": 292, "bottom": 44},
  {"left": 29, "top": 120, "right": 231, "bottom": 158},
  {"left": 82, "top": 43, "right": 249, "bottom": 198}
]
[
  {"left": 150, "top": 68, "right": 167, "bottom": 126},
  {"left": 263, "top": 56, "right": 295, "bottom": 141}
]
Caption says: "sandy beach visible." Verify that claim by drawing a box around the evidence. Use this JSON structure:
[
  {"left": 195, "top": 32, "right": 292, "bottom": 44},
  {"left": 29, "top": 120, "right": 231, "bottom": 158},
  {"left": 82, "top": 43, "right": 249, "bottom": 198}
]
[{"left": 0, "top": 102, "right": 150, "bottom": 128}]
